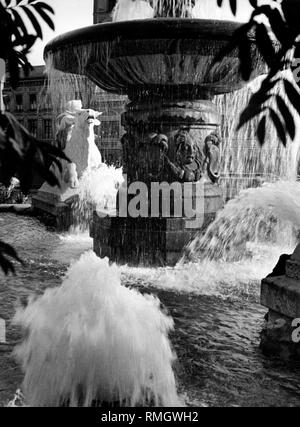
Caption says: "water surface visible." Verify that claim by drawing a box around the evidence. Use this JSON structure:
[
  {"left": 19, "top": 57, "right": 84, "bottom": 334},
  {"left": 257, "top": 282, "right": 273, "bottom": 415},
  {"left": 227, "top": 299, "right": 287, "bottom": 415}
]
[{"left": 1, "top": 213, "right": 300, "bottom": 407}]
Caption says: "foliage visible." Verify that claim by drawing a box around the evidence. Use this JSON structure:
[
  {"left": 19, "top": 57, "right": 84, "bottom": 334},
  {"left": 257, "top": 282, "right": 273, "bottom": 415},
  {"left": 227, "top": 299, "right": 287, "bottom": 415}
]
[
  {"left": 0, "top": 0, "right": 55, "bottom": 88},
  {"left": 0, "top": 0, "right": 69, "bottom": 275},
  {"left": 0, "top": 239, "right": 23, "bottom": 274},
  {"left": 0, "top": 112, "right": 68, "bottom": 192},
  {"left": 216, "top": 0, "right": 300, "bottom": 146}
]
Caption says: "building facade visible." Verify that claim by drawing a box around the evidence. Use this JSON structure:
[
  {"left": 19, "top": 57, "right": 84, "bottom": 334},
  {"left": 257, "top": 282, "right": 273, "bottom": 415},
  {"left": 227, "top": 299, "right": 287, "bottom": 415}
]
[
  {"left": 3, "top": 65, "right": 54, "bottom": 144},
  {"left": 3, "top": 66, "right": 55, "bottom": 189},
  {"left": 3, "top": 1, "right": 125, "bottom": 171}
]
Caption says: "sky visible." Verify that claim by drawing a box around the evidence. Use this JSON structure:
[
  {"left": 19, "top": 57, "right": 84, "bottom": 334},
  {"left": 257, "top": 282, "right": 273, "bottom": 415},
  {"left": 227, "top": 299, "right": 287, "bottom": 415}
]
[{"left": 28, "top": 0, "right": 94, "bottom": 65}]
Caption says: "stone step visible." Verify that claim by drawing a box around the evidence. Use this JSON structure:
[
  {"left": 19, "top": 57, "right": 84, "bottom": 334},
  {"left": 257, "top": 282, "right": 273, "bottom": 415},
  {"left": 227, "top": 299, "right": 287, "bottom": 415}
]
[{"left": 261, "top": 275, "right": 300, "bottom": 319}]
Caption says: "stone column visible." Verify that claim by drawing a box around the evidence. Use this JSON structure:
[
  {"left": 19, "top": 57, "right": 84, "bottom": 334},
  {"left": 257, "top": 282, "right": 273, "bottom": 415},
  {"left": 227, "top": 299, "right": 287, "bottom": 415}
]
[
  {"left": 121, "top": 97, "right": 220, "bottom": 183},
  {"left": 91, "top": 96, "right": 224, "bottom": 266}
]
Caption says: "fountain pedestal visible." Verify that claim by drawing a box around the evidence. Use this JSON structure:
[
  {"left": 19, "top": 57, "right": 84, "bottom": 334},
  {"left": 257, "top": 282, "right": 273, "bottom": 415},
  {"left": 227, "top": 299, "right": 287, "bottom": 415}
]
[
  {"left": 261, "top": 245, "right": 300, "bottom": 359},
  {"left": 91, "top": 97, "right": 223, "bottom": 266},
  {"left": 91, "top": 183, "right": 223, "bottom": 266},
  {"left": 32, "top": 186, "right": 78, "bottom": 230}
]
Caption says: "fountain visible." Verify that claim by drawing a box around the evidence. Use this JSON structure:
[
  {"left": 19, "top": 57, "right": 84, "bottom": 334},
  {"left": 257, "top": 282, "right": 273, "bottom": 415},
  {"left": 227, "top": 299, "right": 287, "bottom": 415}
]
[
  {"left": 43, "top": 0, "right": 265, "bottom": 266},
  {"left": 6, "top": 0, "right": 300, "bottom": 409}
]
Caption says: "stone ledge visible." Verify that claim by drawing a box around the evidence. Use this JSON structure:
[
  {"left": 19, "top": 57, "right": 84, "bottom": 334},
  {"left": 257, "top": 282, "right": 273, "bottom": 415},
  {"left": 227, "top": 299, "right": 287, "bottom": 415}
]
[
  {"left": 0, "top": 204, "right": 31, "bottom": 214},
  {"left": 261, "top": 276, "right": 300, "bottom": 319}
]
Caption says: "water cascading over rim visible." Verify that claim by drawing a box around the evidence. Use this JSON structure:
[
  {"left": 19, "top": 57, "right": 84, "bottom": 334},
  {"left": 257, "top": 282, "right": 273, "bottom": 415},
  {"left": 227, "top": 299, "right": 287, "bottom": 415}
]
[
  {"left": 44, "top": 18, "right": 265, "bottom": 266},
  {"left": 44, "top": 19, "right": 263, "bottom": 97}
]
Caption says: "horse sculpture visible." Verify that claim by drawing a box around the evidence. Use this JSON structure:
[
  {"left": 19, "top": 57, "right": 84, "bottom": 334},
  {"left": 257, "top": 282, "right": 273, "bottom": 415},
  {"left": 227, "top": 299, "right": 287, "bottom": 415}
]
[
  {"left": 37, "top": 101, "right": 102, "bottom": 199},
  {"left": 63, "top": 108, "right": 102, "bottom": 189}
]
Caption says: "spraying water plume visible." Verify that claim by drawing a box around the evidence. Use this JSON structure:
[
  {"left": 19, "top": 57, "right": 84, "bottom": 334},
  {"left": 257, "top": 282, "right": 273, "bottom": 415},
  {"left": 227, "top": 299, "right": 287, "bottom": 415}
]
[
  {"left": 13, "top": 252, "right": 180, "bottom": 407},
  {"left": 70, "top": 165, "right": 123, "bottom": 230},
  {"left": 183, "top": 181, "right": 300, "bottom": 264}
]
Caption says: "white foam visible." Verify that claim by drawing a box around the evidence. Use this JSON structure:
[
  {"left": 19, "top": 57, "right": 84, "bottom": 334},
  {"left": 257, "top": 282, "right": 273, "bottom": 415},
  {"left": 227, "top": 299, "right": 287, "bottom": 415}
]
[{"left": 13, "top": 252, "right": 180, "bottom": 407}]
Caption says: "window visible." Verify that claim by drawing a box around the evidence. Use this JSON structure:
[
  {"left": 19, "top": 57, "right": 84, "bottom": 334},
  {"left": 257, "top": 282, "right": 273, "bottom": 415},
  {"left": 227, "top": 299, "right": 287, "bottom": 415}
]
[
  {"left": 28, "top": 119, "right": 37, "bottom": 137},
  {"left": 43, "top": 119, "right": 52, "bottom": 139},
  {"left": 16, "top": 94, "right": 23, "bottom": 111},
  {"left": 45, "top": 97, "right": 52, "bottom": 110},
  {"left": 29, "top": 94, "right": 37, "bottom": 110}
]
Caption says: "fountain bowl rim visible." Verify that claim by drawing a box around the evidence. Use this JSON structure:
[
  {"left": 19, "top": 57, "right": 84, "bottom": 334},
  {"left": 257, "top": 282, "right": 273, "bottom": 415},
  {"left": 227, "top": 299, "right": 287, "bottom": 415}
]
[{"left": 44, "top": 18, "right": 248, "bottom": 58}]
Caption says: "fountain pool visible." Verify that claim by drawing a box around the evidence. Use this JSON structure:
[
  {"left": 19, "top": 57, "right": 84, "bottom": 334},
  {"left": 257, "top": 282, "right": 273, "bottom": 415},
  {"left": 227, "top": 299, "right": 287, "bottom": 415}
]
[{"left": 1, "top": 209, "right": 300, "bottom": 407}]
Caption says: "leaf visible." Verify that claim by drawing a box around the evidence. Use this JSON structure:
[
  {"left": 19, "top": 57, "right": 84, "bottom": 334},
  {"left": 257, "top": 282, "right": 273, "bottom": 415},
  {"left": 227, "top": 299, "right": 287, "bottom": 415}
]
[
  {"left": 3, "top": 7, "right": 23, "bottom": 41},
  {"left": 0, "top": 240, "right": 23, "bottom": 275},
  {"left": 6, "top": 49, "right": 21, "bottom": 89},
  {"left": 229, "top": 0, "right": 237, "bottom": 16},
  {"left": 239, "top": 32, "right": 253, "bottom": 81},
  {"left": 31, "top": 2, "right": 54, "bottom": 31},
  {"left": 33, "top": 1, "right": 54, "bottom": 15},
  {"left": 259, "top": 77, "right": 281, "bottom": 94},
  {"left": 20, "top": 4, "right": 43, "bottom": 39},
  {"left": 256, "top": 115, "right": 266, "bottom": 145},
  {"left": 249, "top": 90, "right": 272, "bottom": 107},
  {"left": 253, "top": 4, "right": 289, "bottom": 45},
  {"left": 216, "top": 0, "right": 237, "bottom": 15},
  {"left": 237, "top": 104, "right": 268, "bottom": 130},
  {"left": 9, "top": 8, "right": 28, "bottom": 37},
  {"left": 256, "top": 23, "right": 276, "bottom": 68},
  {"left": 12, "top": 34, "right": 37, "bottom": 50},
  {"left": 213, "top": 22, "right": 254, "bottom": 65},
  {"left": 269, "top": 108, "right": 287, "bottom": 146},
  {"left": 276, "top": 94, "right": 295, "bottom": 139},
  {"left": 283, "top": 78, "right": 300, "bottom": 117},
  {"left": 249, "top": 0, "right": 258, "bottom": 7}
]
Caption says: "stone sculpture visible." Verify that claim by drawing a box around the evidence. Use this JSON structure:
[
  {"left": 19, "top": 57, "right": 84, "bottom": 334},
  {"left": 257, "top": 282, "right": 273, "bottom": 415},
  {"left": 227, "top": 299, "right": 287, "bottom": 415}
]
[
  {"left": 63, "top": 108, "right": 102, "bottom": 189},
  {"left": 164, "top": 129, "right": 202, "bottom": 183},
  {"left": 32, "top": 101, "right": 103, "bottom": 226},
  {"left": 203, "top": 132, "right": 221, "bottom": 184}
]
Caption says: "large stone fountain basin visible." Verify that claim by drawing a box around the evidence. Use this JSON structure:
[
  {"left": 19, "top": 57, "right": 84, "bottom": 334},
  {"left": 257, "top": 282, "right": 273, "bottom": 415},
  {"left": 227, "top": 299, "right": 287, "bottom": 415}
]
[{"left": 45, "top": 19, "right": 264, "bottom": 98}]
